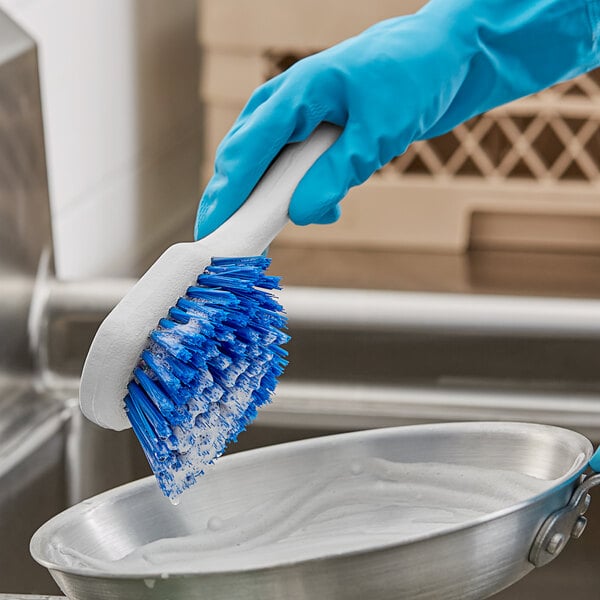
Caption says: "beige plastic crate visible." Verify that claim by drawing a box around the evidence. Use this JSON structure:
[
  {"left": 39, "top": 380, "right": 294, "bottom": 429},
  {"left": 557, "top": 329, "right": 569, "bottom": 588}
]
[
  {"left": 198, "top": 0, "right": 425, "bottom": 50},
  {"left": 198, "top": 0, "right": 600, "bottom": 254}
]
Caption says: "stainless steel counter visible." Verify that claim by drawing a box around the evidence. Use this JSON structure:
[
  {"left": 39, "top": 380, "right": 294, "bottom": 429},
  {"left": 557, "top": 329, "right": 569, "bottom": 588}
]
[{"left": 7, "top": 259, "right": 600, "bottom": 595}]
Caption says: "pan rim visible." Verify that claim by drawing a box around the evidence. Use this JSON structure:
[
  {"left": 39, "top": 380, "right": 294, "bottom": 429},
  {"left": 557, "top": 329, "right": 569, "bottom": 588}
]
[{"left": 30, "top": 421, "right": 593, "bottom": 579}]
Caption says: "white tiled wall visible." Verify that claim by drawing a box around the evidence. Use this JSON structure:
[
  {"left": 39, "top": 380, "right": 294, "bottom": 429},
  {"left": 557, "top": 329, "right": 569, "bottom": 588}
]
[{"left": 0, "top": 0, "right": 201, "bottom": 279}]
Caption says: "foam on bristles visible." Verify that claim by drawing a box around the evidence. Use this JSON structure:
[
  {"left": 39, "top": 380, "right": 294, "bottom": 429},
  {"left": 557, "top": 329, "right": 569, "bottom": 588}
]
[{"left": 124, "top": 256, "right": 289, "bottom": 500}]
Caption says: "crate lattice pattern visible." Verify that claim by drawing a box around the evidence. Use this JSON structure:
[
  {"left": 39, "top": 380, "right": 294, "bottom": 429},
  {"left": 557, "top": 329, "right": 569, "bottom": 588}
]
[{"left": 265, "top": 50, "right": 600, "bottom": 185}]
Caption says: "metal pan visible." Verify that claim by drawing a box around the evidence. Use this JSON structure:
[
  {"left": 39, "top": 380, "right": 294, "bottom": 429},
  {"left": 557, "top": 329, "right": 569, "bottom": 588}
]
[{"left": 30, "top": 422, "right": 600, "bottom": 600}]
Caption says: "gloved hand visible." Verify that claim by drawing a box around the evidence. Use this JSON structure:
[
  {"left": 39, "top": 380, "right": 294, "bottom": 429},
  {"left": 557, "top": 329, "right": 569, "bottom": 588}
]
[{"left": 196, "top": 0, "right": 600, "bottom": 239}]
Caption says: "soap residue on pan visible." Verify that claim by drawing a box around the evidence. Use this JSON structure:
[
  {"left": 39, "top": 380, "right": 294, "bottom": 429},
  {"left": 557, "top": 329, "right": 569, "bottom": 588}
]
[{"left": 52, "top": 458, "right": 559, "bottom": 575}]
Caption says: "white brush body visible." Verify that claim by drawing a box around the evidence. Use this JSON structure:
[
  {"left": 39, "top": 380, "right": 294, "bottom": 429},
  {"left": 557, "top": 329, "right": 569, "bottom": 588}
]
[{"left": 80, "top": 124, "right": 341, "bottom": 430}]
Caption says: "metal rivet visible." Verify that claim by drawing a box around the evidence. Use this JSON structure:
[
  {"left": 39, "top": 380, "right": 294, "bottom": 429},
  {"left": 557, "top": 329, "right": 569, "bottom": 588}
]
[
  {"left": 582, "top": 494, "right": 592, "bottom": 514},
  {"left": 546, "top": 533, "right": 565, "bottom": 554},
  {"left": 571, "top": 516, "right": 588, "bottom": 539}
]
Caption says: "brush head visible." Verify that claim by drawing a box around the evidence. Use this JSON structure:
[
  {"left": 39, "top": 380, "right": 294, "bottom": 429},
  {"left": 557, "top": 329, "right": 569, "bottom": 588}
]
[
  {"left": 123, "top": 256, "right": 289, "bottom": 500},
  {"left": 81, "top": 125, "right": 340, "bottom": 434},
  {"left": 79, "top": 125, "right": 341, "bottom": 498}
]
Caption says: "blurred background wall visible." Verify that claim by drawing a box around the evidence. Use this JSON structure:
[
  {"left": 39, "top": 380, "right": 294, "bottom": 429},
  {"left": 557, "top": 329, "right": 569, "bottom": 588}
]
[{"left": 0, "top": 0, "right": 200, "bottom": 279}]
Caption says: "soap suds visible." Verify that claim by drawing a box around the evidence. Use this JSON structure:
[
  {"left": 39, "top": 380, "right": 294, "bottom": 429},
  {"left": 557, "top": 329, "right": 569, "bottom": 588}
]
[{"left": 50, "top": 458, "right": 560, "bottom": 576}]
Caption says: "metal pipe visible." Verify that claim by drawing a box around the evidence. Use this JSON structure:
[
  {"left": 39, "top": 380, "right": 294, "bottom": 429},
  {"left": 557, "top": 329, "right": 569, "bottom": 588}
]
[
  {"left": 280, "top": 287, "right": 600, "bottom": 338},
  {"left": 46, "top": 278, "right": 135, "bottom": 318},
  {"left": 36, "top": 281, "right": 600, "bottom": 384},
  {"left": 42, "top": 282, "right": 600, "bottom": 353},
  {"left": 39, "top": 278, "right": 135, "bottom": 384}
]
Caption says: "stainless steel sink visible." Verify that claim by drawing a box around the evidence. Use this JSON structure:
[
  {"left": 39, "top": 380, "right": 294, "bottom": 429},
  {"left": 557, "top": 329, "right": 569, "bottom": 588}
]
[
  {"left": 0, "top": 11, "right": 146, "bottom": 593},
  {"left": 2, "top": 6, "right": 600, "bottom": 599}
]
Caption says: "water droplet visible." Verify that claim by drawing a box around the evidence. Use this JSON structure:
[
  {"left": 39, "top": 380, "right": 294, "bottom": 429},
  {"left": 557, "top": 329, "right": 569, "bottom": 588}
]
[
  {"left": 350, "top": 462, "right": 363, "bottom": 475},
  {"left": 170, "top": 496, "right": 180, "bottom": 506},
  {"left": 161, "top": 572, "right": 170, "bottom": 579},
  {"left": 144, "top": 579, "right": 156, "bottom": 589},
  {"left": 207, "top": 516, "right": 224, "bottom": 531}
]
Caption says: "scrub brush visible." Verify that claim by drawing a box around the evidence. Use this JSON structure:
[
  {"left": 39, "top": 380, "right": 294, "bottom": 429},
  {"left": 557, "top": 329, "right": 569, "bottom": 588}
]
[{"left": 79, "top": 123, "right": 341, "bottom": 500}]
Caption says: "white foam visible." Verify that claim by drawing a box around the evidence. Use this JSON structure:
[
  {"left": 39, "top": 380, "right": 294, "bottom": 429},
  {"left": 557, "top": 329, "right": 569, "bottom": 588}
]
[{"left": 54, "top": 459, "right": 559, "bottom": 575}]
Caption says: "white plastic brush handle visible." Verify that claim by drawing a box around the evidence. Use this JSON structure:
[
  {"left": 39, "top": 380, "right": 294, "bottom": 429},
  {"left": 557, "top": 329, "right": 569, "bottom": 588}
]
[
  {"left": 80, "top": 123, "right": 341, "bottom": 430},
  {"left": 197, "top": 123, "right": 342, "bottom": 256}
]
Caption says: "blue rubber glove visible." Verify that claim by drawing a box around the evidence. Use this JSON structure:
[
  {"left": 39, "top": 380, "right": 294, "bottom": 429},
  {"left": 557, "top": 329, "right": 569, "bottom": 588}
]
[{"left": 196, "top": 0, "right": 600, "bottom": 239}]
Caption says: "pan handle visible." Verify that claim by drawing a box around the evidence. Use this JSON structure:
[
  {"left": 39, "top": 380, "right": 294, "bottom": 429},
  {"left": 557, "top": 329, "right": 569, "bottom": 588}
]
[
  {"left": 589, "top": 447, "right": 600, "bottom": 472},
  {"left": 529, "top": 471, "right": 600, "bottom": 567}
]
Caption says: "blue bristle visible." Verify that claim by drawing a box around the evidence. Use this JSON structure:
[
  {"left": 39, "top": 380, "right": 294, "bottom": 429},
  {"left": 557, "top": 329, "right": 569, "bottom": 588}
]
[
  {"left": 161, "top": 354, "right": 198, "bottom": 384},
  {"left": 210, "top": 256, "right": 268, "bottom": 266},
  {"left": 150, "top": 330, "right": 193, "bottom": 362},
  {"left": 124, "top": 255, "right": 288, "bottom": 500},
  {"left": 168, "top": 306, "right": 190, "bottom": 324},
  {"left": 208, "top": 353, "right": 233, "bottom": 370},
  {"left": 197, "top": 274, "right": 256, "bottom": 292},
  {"left": 141, "top": 350, "right": 189, "bottom": 404},
  {"left": 176, "top": 298, "right": 220, "bottom": 319},
  {"left": 186, "top": 287, "right": 238, "bottom": 305},
  {"left": 133, "top": 368, "right": 177, "bottom": 419},
  {"left": 128, "top": 381, "right": 173, "bottom": 440},
  {"left": 236, "top": 327, "right": 261, "bottom": 344},
  {"left": 124, "top": 393, "right": 171, "bottom": 467}
]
